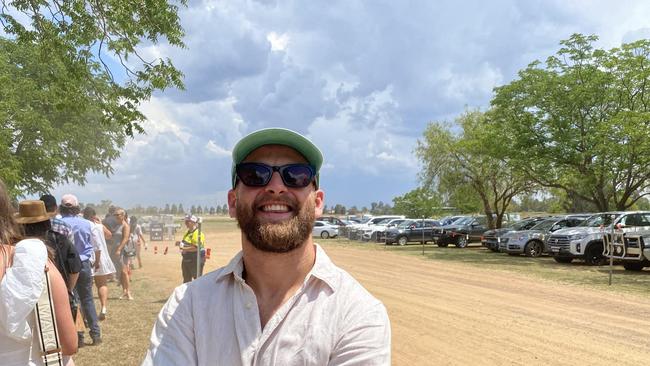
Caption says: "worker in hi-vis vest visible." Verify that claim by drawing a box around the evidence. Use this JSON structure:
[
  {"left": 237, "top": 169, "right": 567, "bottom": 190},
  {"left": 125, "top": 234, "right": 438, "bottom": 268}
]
[{"left": 176, "top": 214, "right": 206, "bottom": 283}]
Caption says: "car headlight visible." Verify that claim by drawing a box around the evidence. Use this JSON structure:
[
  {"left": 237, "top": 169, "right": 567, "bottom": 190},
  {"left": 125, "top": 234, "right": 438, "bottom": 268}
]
[
  {"left": 568, "top": 233, "right": 586, "bottom": 241},
  {"left": 516, "top": 234, "right": 528, "bottom": 241}
]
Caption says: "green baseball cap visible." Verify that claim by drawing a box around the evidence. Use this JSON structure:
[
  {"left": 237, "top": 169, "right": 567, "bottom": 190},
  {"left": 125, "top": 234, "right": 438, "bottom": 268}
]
[{"left": 231, "top": 128, "right": 323, "bottom": 188}]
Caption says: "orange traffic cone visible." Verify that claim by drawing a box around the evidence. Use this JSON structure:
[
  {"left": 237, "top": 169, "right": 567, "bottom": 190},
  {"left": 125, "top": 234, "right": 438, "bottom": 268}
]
[
  {"left": 206, "top": 248, "right": 211, "bottom": 260},
  {"left": 164, "top": 246, "right": 168, "bottom": 255},
  {"left": 154, "top": 246, "right": 158, "bottom": 255}
]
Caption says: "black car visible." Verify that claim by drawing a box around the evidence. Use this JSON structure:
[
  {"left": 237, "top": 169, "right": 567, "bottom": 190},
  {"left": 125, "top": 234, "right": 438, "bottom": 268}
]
[
  {"left": 434, "top": 216, "right": 489, "bottom": 248},
  {"left": 481, "top": 216, "right": 549, "bottom": 252},
  {"left": 384, "top": 219, "right": 441, "bottom": 245}
]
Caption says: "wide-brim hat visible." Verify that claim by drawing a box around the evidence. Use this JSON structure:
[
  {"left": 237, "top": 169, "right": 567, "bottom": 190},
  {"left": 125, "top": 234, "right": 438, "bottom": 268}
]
[
  {"left": 15, "top": 200, "right": 53, "bottom": 224},
  {"left": 231, "top": 128, "right": 323, "bottom": 188}
]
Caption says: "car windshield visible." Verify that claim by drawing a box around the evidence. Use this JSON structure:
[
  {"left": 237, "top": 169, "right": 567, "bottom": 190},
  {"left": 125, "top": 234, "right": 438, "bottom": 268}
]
[
  {"left": 397, "top": 220, "right": 415, "bottom": 229},
  {"left": 375, "top": 218, "right": 394, "bottom": 225},
  {"left": 579, "top": 213, "right": 620, "bottom": 227},
  {"left": 510, "top": 218, "right": 537, "bottom": 230},
  {"left": 453, "top": 217, "right": 472, "bottom": 225},
  {"left": 530, "top": 219, "right": 558, "bottom": 231}
]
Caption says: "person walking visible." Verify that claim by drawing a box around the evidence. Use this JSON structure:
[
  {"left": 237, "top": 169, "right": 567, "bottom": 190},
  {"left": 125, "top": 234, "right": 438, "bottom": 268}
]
[
  {"left": 82, "top": 207, "right": 116, "bottom": 321},
  {"left": 143, "top": 128, "right": 391, "bottom": 365},
  {"left": 0, "top": 186, "right": 77, "bottom": 365},
  {"left": 176, "top": 214, "right": 206, "bottom": 283},
  {"left": 39, "top": 195, "right": 82, "bottom": 298},
  {"left": 113, "top": 208, "right": 133, "bottom": 300},
  {"left": 130, "top": 216, "right": 146, "bottom": 269},
  {"left": 60, "top": 194, "right": 102, "bottom": 346}
]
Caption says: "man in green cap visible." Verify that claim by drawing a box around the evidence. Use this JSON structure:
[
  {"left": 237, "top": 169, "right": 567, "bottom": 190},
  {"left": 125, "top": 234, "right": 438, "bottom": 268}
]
[{"left": 144, "top": 128, "right": 391, "bottom": 365}]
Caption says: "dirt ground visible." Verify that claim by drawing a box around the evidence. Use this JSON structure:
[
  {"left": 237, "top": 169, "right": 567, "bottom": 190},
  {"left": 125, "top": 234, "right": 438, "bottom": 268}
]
[{"left": 87, "top": 221, "right": 650, "bottom": 365}]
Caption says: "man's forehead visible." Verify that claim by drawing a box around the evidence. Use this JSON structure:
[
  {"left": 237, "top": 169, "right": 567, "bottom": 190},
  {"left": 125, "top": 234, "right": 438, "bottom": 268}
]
[{"left": 241, "top": 144, "right": 308, "bottom": 164}]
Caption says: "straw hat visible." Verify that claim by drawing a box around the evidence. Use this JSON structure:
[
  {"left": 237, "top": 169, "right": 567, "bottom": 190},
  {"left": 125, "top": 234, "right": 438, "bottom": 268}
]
[{"left": 15, "top": 200, "right": 53, "bottom": 224}]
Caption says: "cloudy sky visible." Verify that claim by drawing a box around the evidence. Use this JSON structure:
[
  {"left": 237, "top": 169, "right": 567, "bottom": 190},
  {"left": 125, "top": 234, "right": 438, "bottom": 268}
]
[{"left": 47, "top": 0, "right": 650, "bottom": 211}]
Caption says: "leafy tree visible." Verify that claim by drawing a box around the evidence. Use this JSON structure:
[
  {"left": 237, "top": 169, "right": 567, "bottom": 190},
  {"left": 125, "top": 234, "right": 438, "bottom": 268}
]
[
  {"left": 178, "top": 203, "right": 185, "bottom": 215},
  {"left": 491, "top": 34, "right": 650, "bottom": 211},
  {"left": 0, "top": 1, "right": 186, "bottom": 196},
  {"left": 333, "top": 204, "right": 346, "bottom": 215},
  {"left": 171, "top": 204, "right": 178, "bottom": 215},
  {"left": 221, "top": 204, "right": 228, "bottom": 215},
  {"left": 416, "top": 110, "right": 536, "bottom": 228},
  {"left": 164, "top": 203, "right": 170, "bottom": 214},
  {"left": 348, "top": 206, "right": 359, "bottom": 215},
  {"left": 209, "top": 206, "right": 215, "bottom": 215},
  {"left": 392, "top": 187, "right": 442, "bottom": 218}
]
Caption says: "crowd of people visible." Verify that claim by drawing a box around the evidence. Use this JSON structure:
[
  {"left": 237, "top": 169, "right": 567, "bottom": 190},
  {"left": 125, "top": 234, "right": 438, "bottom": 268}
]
[{"left": 0, "top": 179, "right": 147, "bottom": 365}]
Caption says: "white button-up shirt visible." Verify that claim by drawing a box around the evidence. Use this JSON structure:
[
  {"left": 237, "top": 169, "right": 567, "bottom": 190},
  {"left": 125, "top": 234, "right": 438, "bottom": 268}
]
[{"left": 142, "top": 244, "right": 391, "bottom": 366}]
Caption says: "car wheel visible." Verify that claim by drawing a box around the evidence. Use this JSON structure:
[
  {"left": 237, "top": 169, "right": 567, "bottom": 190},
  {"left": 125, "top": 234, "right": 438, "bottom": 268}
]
[
  {"left": 553, "top": 257, "right": 573, "bottom": 264},
  {"left": 524, "top": 241, "right": 543, "bottom": 257},
  {"left": 584, "top": 243, "right": 605, "bottom": 266},
  {"left": 623, "top": 262, "right": 645, "bottom": 271},
  {"left": 397, "top": 236, "right": 408, "bottom": 246},
  {"left": 321, "top": 231, "right": 330, "bottom": 239},
  {"left": 456, "top": 236, "right": 468, "bottom": 248},
  {"left": 370, "top": 232, "right": 377, "bottom": 242}
]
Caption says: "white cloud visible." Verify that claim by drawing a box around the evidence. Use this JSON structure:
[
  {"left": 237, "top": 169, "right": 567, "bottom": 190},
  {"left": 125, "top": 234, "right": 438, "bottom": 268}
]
[
  {"left": 205, "top": 140, "right": 231, "bottom": 157},
  {"left": 267, "top": 32, "right": 290, "bottom": 51}
]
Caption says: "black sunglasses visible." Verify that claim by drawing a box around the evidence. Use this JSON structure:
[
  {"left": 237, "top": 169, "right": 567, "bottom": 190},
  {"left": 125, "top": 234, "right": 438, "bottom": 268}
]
[{"left": 235, "top": 163, "right": 316, "bottom": 188}]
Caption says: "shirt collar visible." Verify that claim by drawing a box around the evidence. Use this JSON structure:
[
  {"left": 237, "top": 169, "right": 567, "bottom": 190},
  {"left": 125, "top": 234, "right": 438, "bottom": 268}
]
[{"left": 216, "top": 243, "right": 340, "bottom": 291}]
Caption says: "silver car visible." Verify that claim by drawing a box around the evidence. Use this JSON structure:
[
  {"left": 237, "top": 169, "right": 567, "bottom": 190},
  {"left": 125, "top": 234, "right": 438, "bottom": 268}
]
[
  {"left": 312, "top": 221, "right": 339, "bottom": 239},
  {"left": 500, "top": 215, "right": 589, "bottom": 257}
]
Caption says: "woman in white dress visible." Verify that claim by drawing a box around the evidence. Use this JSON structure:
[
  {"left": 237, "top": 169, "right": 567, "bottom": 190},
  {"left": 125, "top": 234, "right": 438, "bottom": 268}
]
[
  {"left": 82, "top": 207, "right": 116, "bottom": 321},
  {"left": 0, "top": 184, "right": 77, "bottom": 365}
]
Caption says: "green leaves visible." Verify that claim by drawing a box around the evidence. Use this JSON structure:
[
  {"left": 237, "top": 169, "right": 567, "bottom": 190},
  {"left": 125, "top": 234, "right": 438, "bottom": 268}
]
[
  {"left": 415, "top": 110, "right": 535, "bottom": 228},
  {"left": 491, "top": 34, "right": 650, "bottom": 210},
  {"left": 0, "top": 1, "right": 186, "bottom": 197}
]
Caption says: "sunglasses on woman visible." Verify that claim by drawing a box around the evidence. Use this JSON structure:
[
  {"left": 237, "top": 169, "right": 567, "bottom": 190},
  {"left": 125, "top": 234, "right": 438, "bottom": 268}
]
[{"left": 235, "top": 163, "right": 316, "bottom": 188}]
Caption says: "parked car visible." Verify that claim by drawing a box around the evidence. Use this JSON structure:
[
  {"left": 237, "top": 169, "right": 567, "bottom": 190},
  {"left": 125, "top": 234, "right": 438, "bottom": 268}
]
[
  {"left": 481, "top": 216, "right": 549, "bottom": 252},
  {"left": 384, "top": 219, "right": 441, "bottom": 245},
  {"left": 603, "top": 212, "right": 650, "bottom": 270},
  {"left": 434, "top": 216, "right": 489, "bottom": 248},
  {"left": 312, "top": 221, "right": 339, "bottom": 239},
  {"left": 346, "top": 215, "right": 405, "bottom": 240},
  {"left": 318, "top": 216, "right": 348, "bottom": 226},
  {"left": 500, "top": 215, "right": 590, "bottom": 257},
  {"left": 362, "top": 218, "right": 410, "bottom": 242},
  {"left": 550, "top": 211, "right": 650, "bottom": 266}
]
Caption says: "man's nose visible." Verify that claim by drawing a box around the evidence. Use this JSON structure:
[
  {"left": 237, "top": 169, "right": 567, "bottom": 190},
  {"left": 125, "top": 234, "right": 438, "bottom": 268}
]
[{"left": 264, "top": 171, "right": 287, "bottom": 194}]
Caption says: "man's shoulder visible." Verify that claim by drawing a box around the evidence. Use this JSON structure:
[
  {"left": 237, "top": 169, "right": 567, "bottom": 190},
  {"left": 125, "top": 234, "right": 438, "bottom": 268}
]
[{"left": 52, "top": 217, "right": 71, "bottom": 227}]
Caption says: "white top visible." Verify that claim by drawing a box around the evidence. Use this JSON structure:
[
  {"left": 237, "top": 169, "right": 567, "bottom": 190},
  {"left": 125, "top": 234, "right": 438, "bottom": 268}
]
[
  {"left": 142, "top": 244, "right": 391, "bottom": 366},
  {"left": 89, "top": 222, "right": 116, "bottom": 276},
  {"left": 0, "top": 239, "right": 48, "bottom": 366}
]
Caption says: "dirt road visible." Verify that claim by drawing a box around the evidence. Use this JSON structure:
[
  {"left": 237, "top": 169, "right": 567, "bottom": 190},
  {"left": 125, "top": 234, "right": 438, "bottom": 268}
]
[{"left": 144, "top": 226, "right": 650, "bottom": 365}]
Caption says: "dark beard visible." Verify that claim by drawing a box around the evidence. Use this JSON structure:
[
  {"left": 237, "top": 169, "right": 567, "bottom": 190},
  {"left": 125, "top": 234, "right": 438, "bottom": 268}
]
[{"left": 236, "top": 193, "right": 316, "bottom": 253}]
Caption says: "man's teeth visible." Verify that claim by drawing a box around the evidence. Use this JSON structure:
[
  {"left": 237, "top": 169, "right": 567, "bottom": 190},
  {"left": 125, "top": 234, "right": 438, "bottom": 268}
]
[{"left": 261, "top": 204, "right": 289, "bottom": 212}]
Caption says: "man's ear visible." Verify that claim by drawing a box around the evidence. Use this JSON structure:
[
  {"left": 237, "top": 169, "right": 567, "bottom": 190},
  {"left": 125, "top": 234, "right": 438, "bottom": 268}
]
[
  {"left": 227, "top": 189, "right": 237, "bottom": 218},
  {"left": 314, "top": 190, "right": 325, "bottom": 217}
]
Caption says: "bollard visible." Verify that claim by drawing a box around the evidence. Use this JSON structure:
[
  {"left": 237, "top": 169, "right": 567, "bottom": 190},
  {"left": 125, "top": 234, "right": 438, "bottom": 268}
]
[
  {"left": 206, "top": 248, "right": 211, "bottom": 260},
  {"left": 164, "top": 246, "right": 169, "bottom": 255},
  {"left": 154, "top": 245, "right": 158, "bottom": 255}
]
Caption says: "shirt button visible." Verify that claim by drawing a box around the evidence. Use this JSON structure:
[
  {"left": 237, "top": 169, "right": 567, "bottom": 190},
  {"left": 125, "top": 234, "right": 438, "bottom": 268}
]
[{"left": 245, "top": 302, "right": 252, "bottom": 309}]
